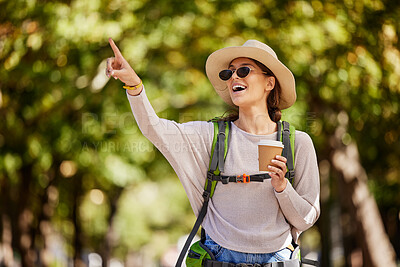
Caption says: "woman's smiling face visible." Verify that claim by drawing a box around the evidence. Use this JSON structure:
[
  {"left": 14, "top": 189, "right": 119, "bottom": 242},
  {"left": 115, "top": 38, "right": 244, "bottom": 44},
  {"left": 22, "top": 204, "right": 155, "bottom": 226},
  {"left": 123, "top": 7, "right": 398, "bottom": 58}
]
[{"left": 226, "top": 57, "right": 275, "bottom": 108}]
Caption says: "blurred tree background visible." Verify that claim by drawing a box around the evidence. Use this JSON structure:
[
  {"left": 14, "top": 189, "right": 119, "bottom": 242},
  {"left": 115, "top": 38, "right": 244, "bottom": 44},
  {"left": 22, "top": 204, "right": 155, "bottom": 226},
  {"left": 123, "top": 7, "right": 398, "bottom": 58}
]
[{"left": 1, "top": 0, "right": 400, "bottom": 266}]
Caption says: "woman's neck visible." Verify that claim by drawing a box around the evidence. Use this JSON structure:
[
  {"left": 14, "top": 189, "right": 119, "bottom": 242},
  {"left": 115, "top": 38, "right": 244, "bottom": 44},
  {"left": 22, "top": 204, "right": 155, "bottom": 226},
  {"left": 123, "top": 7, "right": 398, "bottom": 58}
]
[{"left": 234, "top": 106, "right": 277, "bottom": 135}]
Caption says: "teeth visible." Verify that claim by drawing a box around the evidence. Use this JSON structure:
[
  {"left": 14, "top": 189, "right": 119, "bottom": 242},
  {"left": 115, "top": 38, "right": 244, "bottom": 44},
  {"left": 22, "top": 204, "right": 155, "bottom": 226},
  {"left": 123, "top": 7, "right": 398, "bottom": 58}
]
[{"left": 233, "top": 85, "right": 246, "bottom": 91}]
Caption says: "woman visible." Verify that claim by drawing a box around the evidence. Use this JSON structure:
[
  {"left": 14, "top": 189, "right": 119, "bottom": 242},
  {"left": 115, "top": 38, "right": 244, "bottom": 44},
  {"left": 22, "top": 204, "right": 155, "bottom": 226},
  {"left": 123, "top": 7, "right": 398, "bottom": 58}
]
[{"left": 106, "top": 39, "right": 320, "bottom": 265}]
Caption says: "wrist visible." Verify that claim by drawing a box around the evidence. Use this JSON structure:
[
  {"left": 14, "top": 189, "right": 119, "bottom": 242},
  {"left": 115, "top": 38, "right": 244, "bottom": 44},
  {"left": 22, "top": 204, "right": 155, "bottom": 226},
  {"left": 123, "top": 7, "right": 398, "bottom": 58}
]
[
  {"left": 274, "top": 179, "right": 287, "bottom": 193},
  {"left": 124, "top": 80, "right": 143, "bottom": 96},
  {"left": 126, "top": 85, "right": 143, "bottom": 96},
  {"left": 125, "top": 81, "right": 140, "bottom": 87},
  {"left": 124, "top": 79, "right": 142, "bottom": 88}
]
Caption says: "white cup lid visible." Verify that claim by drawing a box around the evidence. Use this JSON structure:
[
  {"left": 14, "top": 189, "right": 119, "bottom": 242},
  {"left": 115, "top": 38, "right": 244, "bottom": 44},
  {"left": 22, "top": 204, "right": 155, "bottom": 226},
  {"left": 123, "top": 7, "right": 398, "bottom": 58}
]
[{"left": 257, "top": 140, "right": 284, "bottom": 148}]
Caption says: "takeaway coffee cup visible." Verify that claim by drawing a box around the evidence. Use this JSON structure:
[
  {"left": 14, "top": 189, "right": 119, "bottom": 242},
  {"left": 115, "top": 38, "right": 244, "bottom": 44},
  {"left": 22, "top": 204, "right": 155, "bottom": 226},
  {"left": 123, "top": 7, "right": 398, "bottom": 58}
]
[{"left": 258, "top": 140, "right": 284, "bottom": 171}]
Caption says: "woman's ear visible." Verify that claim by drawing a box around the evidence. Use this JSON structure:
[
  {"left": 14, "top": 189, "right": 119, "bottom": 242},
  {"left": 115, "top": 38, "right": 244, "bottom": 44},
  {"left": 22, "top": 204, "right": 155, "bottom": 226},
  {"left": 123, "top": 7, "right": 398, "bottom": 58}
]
[{"left": 265, "top": 76, "right": 275, "bottom": 92}]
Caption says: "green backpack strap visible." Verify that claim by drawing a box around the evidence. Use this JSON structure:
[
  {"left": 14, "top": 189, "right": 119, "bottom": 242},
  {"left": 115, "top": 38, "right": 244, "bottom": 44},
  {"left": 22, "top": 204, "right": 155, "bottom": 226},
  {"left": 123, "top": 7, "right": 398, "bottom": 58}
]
[
  {"left": 205, "top": 120, "right": 230, "bottom": 198},
  {"left": 175, "top": 120, "right": 230, "bottom": 267},
  {"left": 277, "top": 121, "right": 296, "bottom": 184}
]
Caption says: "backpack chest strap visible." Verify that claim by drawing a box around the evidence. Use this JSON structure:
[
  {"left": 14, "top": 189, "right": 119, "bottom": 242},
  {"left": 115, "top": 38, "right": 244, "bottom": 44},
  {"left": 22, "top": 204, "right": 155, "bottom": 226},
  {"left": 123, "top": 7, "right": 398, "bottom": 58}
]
[
  {"left": 208, "top": 171, "right": 294, "bottom": 184},
  {"left": 208, "top": 172, "right": 270, "bottom": 184}
]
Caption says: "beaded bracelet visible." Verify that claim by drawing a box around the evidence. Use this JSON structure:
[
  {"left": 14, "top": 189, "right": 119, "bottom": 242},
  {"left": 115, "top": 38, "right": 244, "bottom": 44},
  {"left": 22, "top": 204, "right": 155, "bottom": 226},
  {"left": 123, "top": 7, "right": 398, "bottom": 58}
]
[{"left": 123, "top": 80, "right": 143, "bottom": 90}]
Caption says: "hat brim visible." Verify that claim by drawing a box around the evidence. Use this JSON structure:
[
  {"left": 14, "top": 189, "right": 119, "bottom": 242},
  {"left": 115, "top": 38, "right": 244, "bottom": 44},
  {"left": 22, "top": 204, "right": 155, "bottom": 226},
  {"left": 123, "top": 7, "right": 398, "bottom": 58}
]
[{"left": 205, "top": 46, "right": 296, "bottom": 110}]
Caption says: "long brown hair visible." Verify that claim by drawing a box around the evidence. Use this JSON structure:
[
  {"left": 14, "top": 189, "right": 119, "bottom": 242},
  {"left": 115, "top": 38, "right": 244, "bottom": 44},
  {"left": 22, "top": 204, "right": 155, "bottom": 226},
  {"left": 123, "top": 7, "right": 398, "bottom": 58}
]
[{"left": 220, "top": 58, "right": 282, "bottom": 122}]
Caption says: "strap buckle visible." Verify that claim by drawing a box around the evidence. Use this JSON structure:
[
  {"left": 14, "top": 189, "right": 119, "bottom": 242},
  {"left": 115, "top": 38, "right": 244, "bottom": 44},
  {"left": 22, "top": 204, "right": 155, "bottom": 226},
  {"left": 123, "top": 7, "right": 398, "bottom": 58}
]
[
  {"left": 286, "top": 170, "right": 295, "bottom": 179},
  {"left": 202, "top": 191, "right": 211, "bottom": 201},
  {"left": 285, "top": 170, "right": 295, "bottom": 184},
  {"left": 218, "top": 132, "right": 226, "bottom": 137},
  {"left": 236, "top": 174, "right": 250, "bottom": 183},
  {"left": 221, "top": 176, "right": 229, "bottom": 184}
]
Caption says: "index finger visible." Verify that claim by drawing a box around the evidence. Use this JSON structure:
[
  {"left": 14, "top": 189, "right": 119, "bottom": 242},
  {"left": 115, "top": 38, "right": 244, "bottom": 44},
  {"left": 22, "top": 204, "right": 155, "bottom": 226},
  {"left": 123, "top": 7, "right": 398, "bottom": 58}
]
[{"left": 109, "top": 38, "right": 123, "bottom": 58}]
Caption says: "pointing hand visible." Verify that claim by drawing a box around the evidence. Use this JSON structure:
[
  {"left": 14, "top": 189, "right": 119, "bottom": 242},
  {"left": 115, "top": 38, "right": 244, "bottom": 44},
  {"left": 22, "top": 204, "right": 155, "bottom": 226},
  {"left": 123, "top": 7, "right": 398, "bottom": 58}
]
[{"left": 106, "top": 38, "right": 142, "bottom": 92}]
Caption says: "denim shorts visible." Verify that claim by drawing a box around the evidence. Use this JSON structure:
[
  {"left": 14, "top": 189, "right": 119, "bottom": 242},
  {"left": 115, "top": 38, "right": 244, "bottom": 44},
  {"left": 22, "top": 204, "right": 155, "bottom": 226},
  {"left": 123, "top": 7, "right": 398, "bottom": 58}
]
[{"left": 204, "top": 234, "right": 293, "bottom": 264}]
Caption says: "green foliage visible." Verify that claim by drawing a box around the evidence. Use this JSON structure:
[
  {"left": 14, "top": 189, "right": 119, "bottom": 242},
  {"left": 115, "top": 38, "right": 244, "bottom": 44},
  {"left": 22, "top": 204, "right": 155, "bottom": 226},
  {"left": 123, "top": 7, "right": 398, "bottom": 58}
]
[{"left": 1, "top": 0, "right": 400, "bottom": 266}]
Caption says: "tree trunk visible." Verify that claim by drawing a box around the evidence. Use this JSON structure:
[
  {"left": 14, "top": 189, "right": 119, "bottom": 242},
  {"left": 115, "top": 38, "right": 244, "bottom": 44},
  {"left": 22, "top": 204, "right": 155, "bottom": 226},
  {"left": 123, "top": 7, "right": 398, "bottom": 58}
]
[
  {"left": 15, "top": 165, "right": 35, "bottom": 267},
  {"left": 34, "top": 171, "right": 57, "bottom": 267},
  {"left": 331, "top": 140, "right": 396, "bottom": 267},
  {"left": 99, "top": 187, "right": 123, "bottom": 267},
  {"left": 318, "top": 159, "right": 333, "bottom": 267}
]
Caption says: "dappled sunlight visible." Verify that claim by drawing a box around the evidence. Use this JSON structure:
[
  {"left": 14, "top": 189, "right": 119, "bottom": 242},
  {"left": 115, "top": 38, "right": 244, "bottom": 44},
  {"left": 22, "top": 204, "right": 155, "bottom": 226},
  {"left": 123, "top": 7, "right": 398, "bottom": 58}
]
[{"left": 1, "top": 0, "right": 400, "bottom": 266}]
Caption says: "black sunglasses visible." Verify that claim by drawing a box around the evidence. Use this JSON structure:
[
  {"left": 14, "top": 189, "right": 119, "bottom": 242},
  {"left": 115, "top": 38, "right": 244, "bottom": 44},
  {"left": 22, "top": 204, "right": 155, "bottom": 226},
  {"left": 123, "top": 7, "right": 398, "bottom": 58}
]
[{"left": 218, "top": 66, "right": 269, "bottom": 81}]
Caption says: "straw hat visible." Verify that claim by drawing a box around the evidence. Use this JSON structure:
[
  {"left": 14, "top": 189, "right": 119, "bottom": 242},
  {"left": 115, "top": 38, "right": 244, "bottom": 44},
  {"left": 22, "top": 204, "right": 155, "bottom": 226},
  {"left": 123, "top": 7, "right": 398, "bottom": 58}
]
[{"left": 205, "top": 40, "right": 296, "bottom": 110}]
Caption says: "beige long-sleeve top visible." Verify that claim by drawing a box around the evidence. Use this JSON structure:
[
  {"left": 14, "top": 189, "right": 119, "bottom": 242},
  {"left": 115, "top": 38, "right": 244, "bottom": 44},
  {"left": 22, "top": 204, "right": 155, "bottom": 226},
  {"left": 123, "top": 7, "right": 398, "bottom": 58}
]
[{"left": 127, "top": 88, "right": 320, "bottom": 253}]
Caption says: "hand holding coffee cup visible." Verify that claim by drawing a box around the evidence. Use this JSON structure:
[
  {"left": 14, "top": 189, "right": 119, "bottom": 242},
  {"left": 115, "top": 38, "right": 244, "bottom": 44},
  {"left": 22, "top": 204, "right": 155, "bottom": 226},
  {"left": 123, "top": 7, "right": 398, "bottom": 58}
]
[
  {"left": 258, "top": 140, "right": 284, "bottom": 171},
  {"left": 258, "top": 140, "right": 288, "bottom": 192}
]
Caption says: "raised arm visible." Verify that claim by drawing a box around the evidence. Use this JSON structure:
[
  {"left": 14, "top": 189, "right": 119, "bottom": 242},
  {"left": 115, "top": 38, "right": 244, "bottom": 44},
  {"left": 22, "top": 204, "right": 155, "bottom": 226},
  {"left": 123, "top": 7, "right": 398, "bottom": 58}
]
[{"left": 104, "top": 39, "right": 214, "bottom": 203}]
